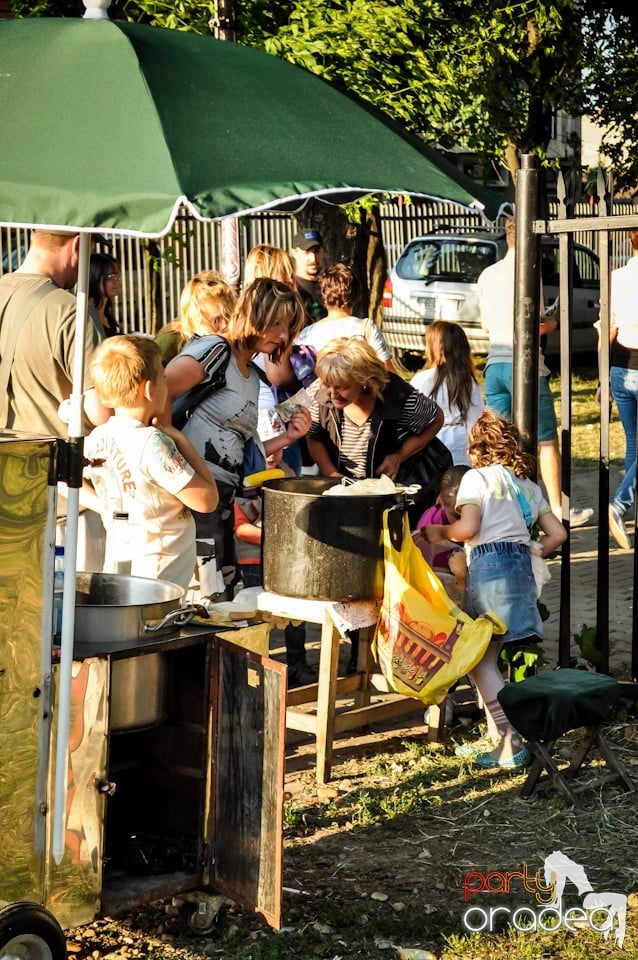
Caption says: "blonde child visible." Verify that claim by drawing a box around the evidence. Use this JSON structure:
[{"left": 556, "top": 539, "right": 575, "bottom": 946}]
[
  {"left": 85, "top": 335, "right": 219, "bottom": 590},
  {"left": 155, "top": 270, "right": 236, "bottom": 365},
  {"left": 422, "top": 410, "right": 567, "bottom": 769}
]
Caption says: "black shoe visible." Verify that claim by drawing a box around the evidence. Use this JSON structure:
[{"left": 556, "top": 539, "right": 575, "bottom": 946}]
[{"left": 287, "top": 663, "right": 318, "bottom": 688}]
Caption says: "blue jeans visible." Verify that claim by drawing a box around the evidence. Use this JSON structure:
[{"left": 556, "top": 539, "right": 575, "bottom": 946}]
[
  {"left": 612, "top": 460, "right": 636, "bottom": 517},
  {"left": 610, "top": 366, "right": 638, "bottom": 471},
  {"left": 483, "top": 362, "right": 558, "bottom": 442},
  {"left": 465, "top": 541, "right": 543, "bottom": 643},
  {"left": 283, "top": 440, "right": 303, "bottom": 476}
]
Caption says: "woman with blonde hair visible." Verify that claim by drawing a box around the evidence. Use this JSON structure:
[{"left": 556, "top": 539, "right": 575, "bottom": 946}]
[
  {"left": 243, "top": 243, "right": 305, "bottom": 474},
  {"left": 155, "top": 269, "right": 236, "bottom": 364},
  {"left": 308, "top": 337, "right": 443, "bottom": 482},
  {"left": 165, "top": 278, "right": 309, "bottom": 598},
  {"left": 309, "top": 337, "right": 444, "bottom": 675},
  {"left": 244, "top": 244, "right": 296, "bottom": 288},
  {"left": 411, "top": 320, "right": 484, "bottom": 465}
]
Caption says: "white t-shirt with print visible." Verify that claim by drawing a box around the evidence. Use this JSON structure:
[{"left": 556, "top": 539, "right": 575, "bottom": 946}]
[
  {"left": 85, "top": 418, "right": 196, "bottom": 589},
  {"left": 455, "top": 463, "right": 550, "bottom": 555},
  {"left": 297, "top": 315, "right": 391, "bottom": 361}
]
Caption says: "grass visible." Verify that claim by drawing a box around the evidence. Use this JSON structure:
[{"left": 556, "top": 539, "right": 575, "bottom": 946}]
[{"left": 558, "top": 366, "right": 626, "bottom": 469}]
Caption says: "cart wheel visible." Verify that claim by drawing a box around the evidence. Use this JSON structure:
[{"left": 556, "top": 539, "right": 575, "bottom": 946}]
[
  {"left": 0, "top": 902, "right": 66, "bottom": 960},
  {"left": 182, "top": 899, "right": 222, "bottom": 936}
]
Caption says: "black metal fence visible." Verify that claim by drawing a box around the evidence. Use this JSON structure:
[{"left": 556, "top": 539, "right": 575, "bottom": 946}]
[
  {"left": 516, "top": 161, "right": 638, "bottom": 687},
  {"left": 2, "top": 195, "right": 636, "bottom": 336}
]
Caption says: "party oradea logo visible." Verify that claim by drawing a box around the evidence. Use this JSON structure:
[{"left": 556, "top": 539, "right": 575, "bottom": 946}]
[{"left": 462, "top": 850, "right": 627, "bottom": 949}]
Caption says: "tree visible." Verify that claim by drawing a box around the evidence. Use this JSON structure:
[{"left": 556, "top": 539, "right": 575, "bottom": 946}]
[
  {"left": 256, "top": 0, "right": 589, "bottom": 184},
  {"left": 13, "top": 0, "right": 638, "bottom": 190},
  {"left": 582, "top": 4, "right": 638, "bottom": 190}
]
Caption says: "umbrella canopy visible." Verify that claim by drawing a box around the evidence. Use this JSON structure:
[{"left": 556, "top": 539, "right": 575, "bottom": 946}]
[{"left": 0, "top": 17, "right": 500, "bottom": 235}]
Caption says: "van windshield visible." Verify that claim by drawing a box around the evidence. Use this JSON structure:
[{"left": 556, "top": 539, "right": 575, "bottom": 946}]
[{"left": 396, "top": 239, "right": 498, "bottom": 283}]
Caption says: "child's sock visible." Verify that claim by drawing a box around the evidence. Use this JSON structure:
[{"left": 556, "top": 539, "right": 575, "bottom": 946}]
[{"left": 483, "top": 697, "right": 522, "bottom": 760}]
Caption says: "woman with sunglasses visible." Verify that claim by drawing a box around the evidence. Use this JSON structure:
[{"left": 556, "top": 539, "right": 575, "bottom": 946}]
[
  {"left": 89, "top": 252, "right": 122, "bottom": 337},
  {"left": 165, "top": 278, "right": 310, "bottom": 599}
]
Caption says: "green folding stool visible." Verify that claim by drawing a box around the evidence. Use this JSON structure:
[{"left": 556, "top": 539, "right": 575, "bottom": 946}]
[{"left": 498, "top": 669, "right": 635, "bottom": 804}]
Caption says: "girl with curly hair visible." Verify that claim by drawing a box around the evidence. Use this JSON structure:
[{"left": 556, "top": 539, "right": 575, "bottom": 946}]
[{"left": 420, "top": 409, "right": 566, "bottom": 770}]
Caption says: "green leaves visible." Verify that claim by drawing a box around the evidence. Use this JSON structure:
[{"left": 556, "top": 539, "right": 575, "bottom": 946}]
[{"left": 239, "top": 0, "right": 623, "bottom": 179}]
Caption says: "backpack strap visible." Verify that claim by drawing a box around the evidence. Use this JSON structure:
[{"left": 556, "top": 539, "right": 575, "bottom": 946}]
[
  {"left": 170, "top": 334, "right": 232, "bottom": 428},
  {"left": 497, "top": 464, "right": 533, "bottom": 529}
]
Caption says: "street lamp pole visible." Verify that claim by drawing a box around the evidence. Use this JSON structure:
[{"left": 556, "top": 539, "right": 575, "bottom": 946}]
[{"left": 513, "top": 153, "right": 541, "bottom": 463}]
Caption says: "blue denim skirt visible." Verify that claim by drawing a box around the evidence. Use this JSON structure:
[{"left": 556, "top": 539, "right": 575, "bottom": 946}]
[{"left": 465, "top": 541, "right": 542, "bottom": 643}]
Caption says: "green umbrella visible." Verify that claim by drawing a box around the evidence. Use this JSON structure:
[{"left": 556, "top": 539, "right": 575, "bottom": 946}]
[{"left": 0, "top": 17, "right": 500, "bottom": 235}]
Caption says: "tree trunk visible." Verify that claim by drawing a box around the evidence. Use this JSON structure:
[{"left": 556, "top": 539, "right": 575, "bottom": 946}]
[
  {"left": 365, "top": 205, "right": 387, "bottom": 326},
  {"left": 296, "top": 198, "right": 387, "bottom": 321},
  {"left": 505, "top": 140, "right": 520, "bottom": 196},
  {"left": 143, "top": 240, "right": 162, "bottom": 336}
]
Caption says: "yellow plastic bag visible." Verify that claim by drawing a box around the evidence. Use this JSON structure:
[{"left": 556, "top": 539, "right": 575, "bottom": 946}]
[{"left": 372, "top": 510, "right": 505, "bottom": 706}]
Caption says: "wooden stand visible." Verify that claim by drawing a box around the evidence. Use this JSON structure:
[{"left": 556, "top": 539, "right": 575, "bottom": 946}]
[{"left": 257, "top": 592, "right": 423, "bottom": 783}]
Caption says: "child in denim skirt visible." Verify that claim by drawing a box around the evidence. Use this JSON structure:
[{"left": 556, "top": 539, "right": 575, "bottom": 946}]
[{"left": 422, "top": 410, "right": 566, "bottom": 770}]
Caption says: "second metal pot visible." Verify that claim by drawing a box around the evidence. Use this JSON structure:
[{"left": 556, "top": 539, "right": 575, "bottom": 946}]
[
  {"left": 110, "top": 653, "right": 166, "bottom": 732},
  {"left": 74, "top": 572, "right": 197, "bottom": 644}
]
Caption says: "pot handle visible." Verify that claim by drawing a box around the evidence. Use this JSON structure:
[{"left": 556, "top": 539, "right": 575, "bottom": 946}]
[{"left": 142, "top": 603, "right": 210, "bottom": 634}]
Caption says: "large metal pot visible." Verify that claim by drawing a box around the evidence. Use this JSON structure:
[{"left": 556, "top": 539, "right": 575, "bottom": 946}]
[
  {"left": 262, "top": 477, "right": 405, "bottom": 601},
  {"left": 74, "top": 572, "right": 200, "bottom": 644}
]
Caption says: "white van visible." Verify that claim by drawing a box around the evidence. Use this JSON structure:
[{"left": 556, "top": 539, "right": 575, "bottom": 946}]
[{"left": 382, "top": 230, "right": 599, "bottom": 366}]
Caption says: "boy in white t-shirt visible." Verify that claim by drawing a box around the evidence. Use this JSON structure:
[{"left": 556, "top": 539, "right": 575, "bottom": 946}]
[{"left": 85, "top": 335, "right": 218, "bottom": 590}]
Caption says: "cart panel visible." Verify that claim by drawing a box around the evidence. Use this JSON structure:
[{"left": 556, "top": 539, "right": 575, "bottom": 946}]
[
  {"left": 0, "top": 439, "right": 55, "bottom": 906},
  {"left": 45, "top": 658, "right": 109, "bottom": 928}
]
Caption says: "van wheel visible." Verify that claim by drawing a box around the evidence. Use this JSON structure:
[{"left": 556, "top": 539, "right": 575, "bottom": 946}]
[
  {"left": 0, "top": 902, "right": 66, "bottom": 960},
  {"left": 390, "top": 348, "right": 423, "bottom": 374}
]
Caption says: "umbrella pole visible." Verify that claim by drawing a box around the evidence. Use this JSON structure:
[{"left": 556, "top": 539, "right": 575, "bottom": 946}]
[
  {"left": 211, "top": 0, "right": 241, "bottom": 291},
  {"left": 52, "top": 232, "right": 91, "bottom": 865}
]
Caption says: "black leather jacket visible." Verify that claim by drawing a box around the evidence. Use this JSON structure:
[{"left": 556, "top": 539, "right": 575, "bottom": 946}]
[{"left": 312, "top": 373, "right": 434, "bottom": 478}]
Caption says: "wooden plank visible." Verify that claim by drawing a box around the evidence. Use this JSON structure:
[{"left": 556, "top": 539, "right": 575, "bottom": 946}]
[
  {"left": 286, "top": 682, "right": 319, "bottom": 706},
  {"left": 353, "top": 626, "right": 375, "bottom": 711},
  {"left": 286, "top": 673, "right": 361, "bottom": 707},
  {"left": 333, "top": 697, "right": 422, "bottom": 733},
  {"left": 285, "top": 709, "right": 317, "bottom": 734}
]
